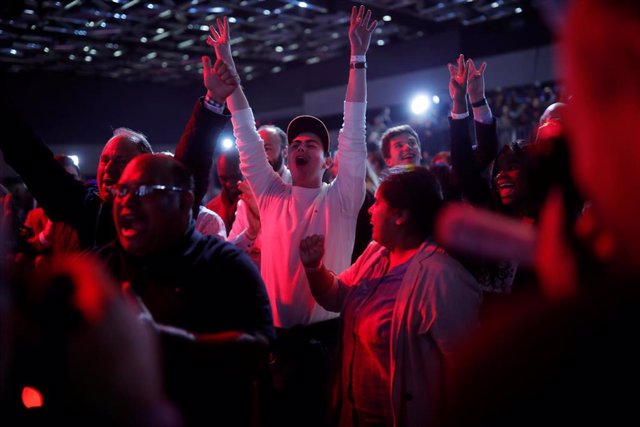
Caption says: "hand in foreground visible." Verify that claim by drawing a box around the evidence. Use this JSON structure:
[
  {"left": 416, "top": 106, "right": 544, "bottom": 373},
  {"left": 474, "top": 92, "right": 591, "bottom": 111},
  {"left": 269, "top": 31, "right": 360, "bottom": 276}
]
[
  {"left": 238, "top": 180, "right": 260, "bottom": 239},
  {"left": 299, "top": 234, "right": 325, "bottom": 269}
]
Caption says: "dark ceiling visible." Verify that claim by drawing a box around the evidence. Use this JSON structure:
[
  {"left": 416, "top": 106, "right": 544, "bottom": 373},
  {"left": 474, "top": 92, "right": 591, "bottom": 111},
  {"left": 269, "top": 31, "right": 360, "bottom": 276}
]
[{"left": 0, "top": 0, "right": 538, "bottom": 84}]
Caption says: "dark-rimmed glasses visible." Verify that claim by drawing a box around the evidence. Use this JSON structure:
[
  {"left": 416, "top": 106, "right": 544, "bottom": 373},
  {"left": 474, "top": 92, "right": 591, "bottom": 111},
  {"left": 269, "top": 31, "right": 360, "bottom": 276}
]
[{"left": 110, "top": 183, "right": 187, "bottom": 199}]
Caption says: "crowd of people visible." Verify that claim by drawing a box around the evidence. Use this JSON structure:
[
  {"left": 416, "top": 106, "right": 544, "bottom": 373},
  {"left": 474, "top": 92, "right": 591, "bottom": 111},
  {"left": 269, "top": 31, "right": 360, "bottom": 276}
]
[
  {"left": 363, "top": 80, "right": 562, "bottom": 165},
  {"left": 1, "top": 1, "right": 638, "bottom": 426}
]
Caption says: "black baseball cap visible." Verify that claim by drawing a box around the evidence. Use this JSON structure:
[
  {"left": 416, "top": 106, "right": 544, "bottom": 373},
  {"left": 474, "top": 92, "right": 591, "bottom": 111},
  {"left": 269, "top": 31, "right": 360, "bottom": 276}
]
[{"left": 286, "top": 115, "right": 330, "bottom": 155}]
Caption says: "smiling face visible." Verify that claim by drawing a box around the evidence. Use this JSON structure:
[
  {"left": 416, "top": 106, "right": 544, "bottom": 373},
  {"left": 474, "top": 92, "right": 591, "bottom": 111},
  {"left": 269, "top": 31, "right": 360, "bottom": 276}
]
[
  {"left": 495, "top": 168, "right": 521, "bottom": 206},
  {"left": 494, "top": 154, "right": 523, "bottom": 207},
  {"left": 97, "top": 136, "right": 145, "bottom": 203},
  {"left": 385, "top": 132, "right": 421, "bottom": 167},
  {"left": 288, "top": 132, "right": 330, "bottom": 188},
  {"left": 113, "top": 155, "right": 193, "bottom": 256}
]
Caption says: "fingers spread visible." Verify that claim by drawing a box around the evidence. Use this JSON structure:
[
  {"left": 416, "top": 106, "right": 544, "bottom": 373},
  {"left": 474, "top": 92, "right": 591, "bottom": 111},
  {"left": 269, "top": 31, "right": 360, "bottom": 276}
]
[
  {"left": 222, "top": 16, "right": 229, "bottom": 35},
  {"left": 362, "top": 9, "right": 372, "bottom": 27},
  {"left": 468, "top": 58, "right": 477, "bottom": 74},
  {"left": 447, "top": 63, "right": 456, "bottom": 77},
  {"left": 209, "top": 25, "right": 221, "bottom": 40},
  {"left": 216, "top": 17, "right": 225, "bottom": 36}
]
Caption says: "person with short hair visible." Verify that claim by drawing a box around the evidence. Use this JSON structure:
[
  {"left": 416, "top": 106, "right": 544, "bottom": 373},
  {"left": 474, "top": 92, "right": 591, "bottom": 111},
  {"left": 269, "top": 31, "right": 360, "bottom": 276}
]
[
  {"left": 206, "top": 148, "right": 243, "bottom": 232},
  {"left": 380, "top": 124, "right": 422, "bottom": 168},
  {"left": 100, "top": 153, "right": 274, "bottom": 426}
]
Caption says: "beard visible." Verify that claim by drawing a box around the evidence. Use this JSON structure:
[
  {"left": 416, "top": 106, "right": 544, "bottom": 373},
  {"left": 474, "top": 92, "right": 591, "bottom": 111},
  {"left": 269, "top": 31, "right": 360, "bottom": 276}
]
[{"left": 270, "top": 153, "right": 284, "bottom": 172}]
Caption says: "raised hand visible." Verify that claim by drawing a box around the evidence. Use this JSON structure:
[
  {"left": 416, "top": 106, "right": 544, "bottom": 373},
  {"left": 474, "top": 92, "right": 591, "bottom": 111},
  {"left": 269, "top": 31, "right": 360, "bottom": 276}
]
[
  {"left": 201, "top": 57, "right": 240, "bottom": 104},
  {"left": 448, "top": 54, "right": 469, "bottom": 103},
  {"left": 201, "top": 16, "right": 239, "bottom": 103},
  {"left": 206, "top": 16, "right": 235, "bottom": 71},
  {"left": 349, "top": 5, "right": 378, "bottom": 56},
  {"left": 238, "top": 180, "right": 261, "bottom": 239},
  {"left": 466, "top": 58, "right": 487, "bottom": 104},
  {"left": 299, "top": 234, "right": 325, "bottom": 269},
  {"left": 448, "top": 54, "right": 470, "bottom": 114}
]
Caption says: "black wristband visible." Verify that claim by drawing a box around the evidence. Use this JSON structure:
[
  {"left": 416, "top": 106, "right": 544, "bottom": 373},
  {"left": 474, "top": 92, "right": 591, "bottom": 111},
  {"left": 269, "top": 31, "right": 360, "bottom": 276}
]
[
  {"left": 350, "top": 62, "right": 367, "bottom": 69},
  {"left": 471, "top": 97, "right": 487, "bottom": 108}
]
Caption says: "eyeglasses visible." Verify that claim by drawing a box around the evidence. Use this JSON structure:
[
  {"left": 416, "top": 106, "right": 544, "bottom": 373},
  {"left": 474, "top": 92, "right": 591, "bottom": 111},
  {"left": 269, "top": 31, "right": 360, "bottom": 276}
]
[{"left": 110, "top": 183, "right": 187, "bottom": 199}]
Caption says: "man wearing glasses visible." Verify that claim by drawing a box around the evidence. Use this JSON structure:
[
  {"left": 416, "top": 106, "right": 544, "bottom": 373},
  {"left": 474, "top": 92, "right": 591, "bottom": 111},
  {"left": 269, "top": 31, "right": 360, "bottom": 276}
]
[
  {"left": 100, "top": 153, "right": 274, "bottom": 427},
  {"left": 0, "top": 57, "right": 236, "bottom": 250}
]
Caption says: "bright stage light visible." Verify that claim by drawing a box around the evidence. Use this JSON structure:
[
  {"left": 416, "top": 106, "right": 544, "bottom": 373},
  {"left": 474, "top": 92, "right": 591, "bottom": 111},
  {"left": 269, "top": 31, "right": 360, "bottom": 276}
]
[
  {"left": 222, "top": 138, "right": 235, "bottom": 150},
  {"left": 410, "top": 94, "right": 431, "bottom": 115}
]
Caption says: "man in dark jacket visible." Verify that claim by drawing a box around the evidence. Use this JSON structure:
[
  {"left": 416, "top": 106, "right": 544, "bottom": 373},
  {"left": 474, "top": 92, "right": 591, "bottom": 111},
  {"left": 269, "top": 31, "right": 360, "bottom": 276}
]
[{"left": 100, "top": 153, "right": 274, "bottom": 426}]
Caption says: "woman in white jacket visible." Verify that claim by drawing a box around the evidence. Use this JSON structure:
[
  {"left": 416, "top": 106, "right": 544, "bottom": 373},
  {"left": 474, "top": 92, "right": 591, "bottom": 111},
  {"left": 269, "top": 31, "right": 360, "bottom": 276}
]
[{"left": 300, "top": 166, "right": 482, "bottom": 427}]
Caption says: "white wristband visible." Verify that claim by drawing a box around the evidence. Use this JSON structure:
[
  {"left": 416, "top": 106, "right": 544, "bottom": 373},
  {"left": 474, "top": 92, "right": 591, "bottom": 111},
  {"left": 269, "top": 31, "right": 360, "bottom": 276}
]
[
  {"left": 203, "top": 94, "right": 225, "bottom": 114},
  {"left": 350, "top": 55, "right": 366, "bottom": 63},
  {"left": 450, "top": 110, "right": 470, "bottom": 120}
]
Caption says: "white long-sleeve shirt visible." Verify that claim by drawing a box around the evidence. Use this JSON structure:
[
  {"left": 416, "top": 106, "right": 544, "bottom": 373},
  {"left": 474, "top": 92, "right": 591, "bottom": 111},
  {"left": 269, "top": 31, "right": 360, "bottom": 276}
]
[
  {"left": 228, "top": 165, "right": 291, "bottom": 257},
  {"left": 232, "top": 102, "right": 366, "bottom": 328}
]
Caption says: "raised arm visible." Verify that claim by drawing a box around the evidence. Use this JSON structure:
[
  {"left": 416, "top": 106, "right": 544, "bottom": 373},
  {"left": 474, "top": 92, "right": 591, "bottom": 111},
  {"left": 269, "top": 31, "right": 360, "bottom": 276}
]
[
  {"left": 333, "top": 7, "right": 378, "bottom": 214},
  {"left": 206, "top": 17, "right": 281, "bottom": 198},
  {"left": 466, "top": 58, "right": 498, "bottom": 169},
  {"left": 448, "top": 55, "right": 493, "bottom": 206},
  {"left": 0, "top": 104, "right": 89, "bottom": 227},
  {"left": 174, "top": 30, "right": 240, "bottom": 213},
  {"left": 207, "top": 17, "right": 249, "bottom": 113},
  {"left": 345, "top": 5, "right": 377, "bottom": 103}
]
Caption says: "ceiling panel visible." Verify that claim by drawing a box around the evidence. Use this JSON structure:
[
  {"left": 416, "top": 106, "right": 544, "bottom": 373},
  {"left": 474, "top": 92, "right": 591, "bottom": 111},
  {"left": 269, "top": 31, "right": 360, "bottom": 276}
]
[{"left": 0, "top": 0, "right": 533, "bottom": 84}]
